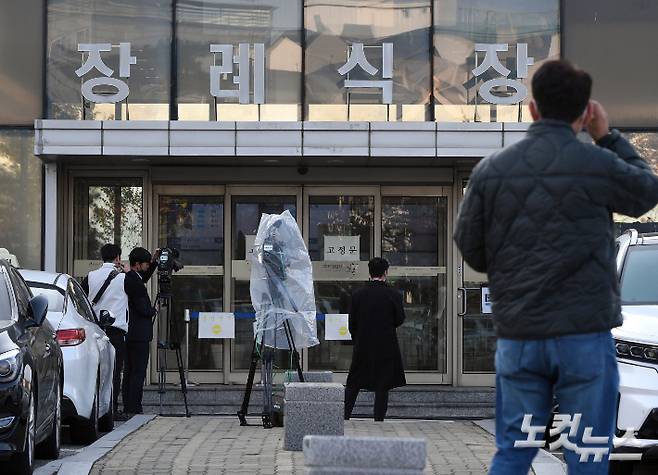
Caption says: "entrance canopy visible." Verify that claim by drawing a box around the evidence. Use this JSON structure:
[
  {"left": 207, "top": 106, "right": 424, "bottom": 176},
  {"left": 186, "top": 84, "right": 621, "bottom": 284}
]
[{"left": 34, "top": 120, "right": 529, "bottom": 164}]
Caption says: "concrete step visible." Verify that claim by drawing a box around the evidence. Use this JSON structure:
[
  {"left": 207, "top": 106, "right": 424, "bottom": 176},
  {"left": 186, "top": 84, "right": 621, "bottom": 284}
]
[{"left": 137, "top": 385, "right": 495, "bottom": 420}]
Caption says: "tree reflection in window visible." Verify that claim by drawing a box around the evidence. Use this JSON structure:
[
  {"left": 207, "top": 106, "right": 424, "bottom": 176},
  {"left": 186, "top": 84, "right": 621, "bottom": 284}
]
[{"left": 615, "top": 133, "right": 658, "bottom": 235}]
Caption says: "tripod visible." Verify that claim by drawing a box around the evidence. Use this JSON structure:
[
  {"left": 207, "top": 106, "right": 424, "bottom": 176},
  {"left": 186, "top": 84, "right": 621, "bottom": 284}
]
[
  {"left": 155, "top": 288, "right": 191, "bottom": 417},
  {"left": 238, "top": 234, "right": 306, "bottom": 428},
  {"left": 238, "top": 317, "right": 304, "bottom": 428}
]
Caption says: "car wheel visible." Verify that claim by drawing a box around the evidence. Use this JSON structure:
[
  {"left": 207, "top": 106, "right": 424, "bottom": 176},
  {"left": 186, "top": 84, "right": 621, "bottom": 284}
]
[
  {"left": 3, "top": 387, "right": 36, "bottom": 475},
  {"left": 98, "top": 385, "right": 114, "bottom": 432},
  {"left": 70, "top": 380, "right": 99, "bottom": 444},
  {"left": 36, "top": 379, "right": 61, "bottom": 459}
]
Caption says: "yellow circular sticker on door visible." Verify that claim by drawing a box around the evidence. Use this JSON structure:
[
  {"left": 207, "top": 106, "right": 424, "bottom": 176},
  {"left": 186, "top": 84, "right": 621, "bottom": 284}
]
[
  {"left": 212, "top": 324, "right": 222, "bottom": 335},
  {"left": 338, "top": 326, "right": 348, "bottom": 337}
]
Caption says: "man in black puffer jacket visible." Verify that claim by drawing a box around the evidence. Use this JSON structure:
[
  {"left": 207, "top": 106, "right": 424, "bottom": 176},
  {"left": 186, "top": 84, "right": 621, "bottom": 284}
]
[{"left": 455, "top": 60, "right": 658, "bottom": 474}]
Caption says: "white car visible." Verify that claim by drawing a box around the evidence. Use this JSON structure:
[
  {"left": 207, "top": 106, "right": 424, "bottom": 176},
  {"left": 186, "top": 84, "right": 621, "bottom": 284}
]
[
  {"left": 611, "top": 230, "right": 658, "bottom": 472},
  {"left": 19, "top": 270, "right": 115, "bottom": 444}
]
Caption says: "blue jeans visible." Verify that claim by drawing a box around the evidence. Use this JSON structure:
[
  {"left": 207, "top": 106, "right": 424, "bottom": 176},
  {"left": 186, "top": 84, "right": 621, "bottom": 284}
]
[{"left": 490, "top": 331, "right": 619, "bottom": 475}]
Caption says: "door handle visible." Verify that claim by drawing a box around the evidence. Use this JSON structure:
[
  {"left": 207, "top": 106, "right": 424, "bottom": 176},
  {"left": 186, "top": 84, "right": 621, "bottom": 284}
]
[
  {"left": 457, "top": 287, "right": 467, "bottom": 316},
  {"left": 457, "top": 287, "right": 481, "bottom": 317}
]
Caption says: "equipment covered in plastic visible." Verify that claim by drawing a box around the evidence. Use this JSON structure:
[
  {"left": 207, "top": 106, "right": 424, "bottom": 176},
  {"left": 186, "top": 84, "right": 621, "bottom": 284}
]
[{"left": 250, "top": 210, "right": 319, "bottom": 350}]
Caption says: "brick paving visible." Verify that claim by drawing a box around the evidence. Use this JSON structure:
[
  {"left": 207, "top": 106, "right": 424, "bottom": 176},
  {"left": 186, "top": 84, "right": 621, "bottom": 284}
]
[{"left": 90, "top": 416, "right": 507, "bottom": 475}]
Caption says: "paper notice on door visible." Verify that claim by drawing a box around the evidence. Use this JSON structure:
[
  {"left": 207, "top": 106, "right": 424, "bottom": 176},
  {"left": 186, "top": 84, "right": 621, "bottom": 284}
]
[
  {"left": 198, "top": 312, "right": 235, "bottom": 339},
  {"left": 323, "top": 235, "right": 360, "bottom": 261},
  {"left": 245, "top": 235, "right": 256, "bottom": 260},
  {"left": 325, "top": 314, "right": 352, "bottom": 341},
  {"left": 481, "top": 287, "right": 493, "bottom": 314}
]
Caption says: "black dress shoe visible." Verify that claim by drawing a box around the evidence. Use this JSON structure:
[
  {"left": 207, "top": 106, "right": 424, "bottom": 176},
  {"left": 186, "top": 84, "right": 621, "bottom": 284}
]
[{"left": 115, "top": 412, "right": 135, "bottom": 421}]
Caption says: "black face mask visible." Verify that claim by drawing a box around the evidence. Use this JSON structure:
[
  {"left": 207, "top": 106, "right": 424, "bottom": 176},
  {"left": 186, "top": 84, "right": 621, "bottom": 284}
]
[{"left": 137, "top": 269, "right": 149, "bottom": 280}]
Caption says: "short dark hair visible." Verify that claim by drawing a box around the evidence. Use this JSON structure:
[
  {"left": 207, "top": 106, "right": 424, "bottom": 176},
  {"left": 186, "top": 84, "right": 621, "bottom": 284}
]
[
  {"left": 100, "top": 244, "right": 121, "bottom": 263},
  {"left": 129, "top": 247, "right": 152, "bottom": 266},
  {"left": 368, "top": 257, "right": 389, "bottom": 278},
  {"left": 531, "top": 60, "right": 592, "bottom": 123}
]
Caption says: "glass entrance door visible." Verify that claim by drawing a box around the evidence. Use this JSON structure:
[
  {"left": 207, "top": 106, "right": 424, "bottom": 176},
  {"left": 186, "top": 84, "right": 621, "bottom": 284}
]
[
  {"left": 455, "top": 176, "right": 496, "bottom": 386},
  {"left": 228, "top": 187, "right": 301, "bottom": 381},
  {"left": 382, "top": 189, "right": 449, "bottom": 384},
  {"left": 304, "top": 188, "right": 376, "bottom": 375},
  {"left": 148, "top": 184, "right": 453, "bottom": 384},
  {"left": 153, "top": 186, "right": 225, "bottom": 383}
]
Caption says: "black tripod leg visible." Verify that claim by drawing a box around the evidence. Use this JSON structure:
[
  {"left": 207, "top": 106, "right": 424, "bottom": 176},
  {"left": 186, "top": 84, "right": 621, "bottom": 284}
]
[
  {"left": 238, "top": 337, "right": 261, "bottom": 426},
  {"left": 158, "top": 345, "right": 166, "bottom": 416},
  {"left": 283, "top": 320, "right": 304, "bottom": 383},
  {"left": 174, "top": 345, "right": 190, "bottom": 417},
  {"left": 261, "top": 347, "right": 273, "bottom": 429}
]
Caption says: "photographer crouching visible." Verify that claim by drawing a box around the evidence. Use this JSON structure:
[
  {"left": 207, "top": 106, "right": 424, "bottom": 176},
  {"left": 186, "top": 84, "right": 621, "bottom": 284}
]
[{"left": 123, "top": 247, "right": 159, "bottom": 416}]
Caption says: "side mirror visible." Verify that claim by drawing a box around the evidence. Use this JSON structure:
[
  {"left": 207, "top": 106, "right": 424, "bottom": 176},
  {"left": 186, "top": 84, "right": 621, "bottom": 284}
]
[
  {"left": 26, "top": 295, "right": 48, "bottom": 328},
  {"left": 99, "top": 310, "right": 116, "bottom": 328}
]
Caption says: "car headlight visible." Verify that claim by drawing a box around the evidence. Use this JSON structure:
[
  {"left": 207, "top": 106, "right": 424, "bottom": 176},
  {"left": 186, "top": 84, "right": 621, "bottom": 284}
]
[
  {"left": 615, "top": 339, "right": 658, "bottom": 363},
  {"left": 0, "top": 349, "right": 20, "bottom": 383}
]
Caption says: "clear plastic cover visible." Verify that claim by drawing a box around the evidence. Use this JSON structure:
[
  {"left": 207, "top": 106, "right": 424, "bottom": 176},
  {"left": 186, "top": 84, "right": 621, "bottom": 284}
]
[{"left": 250, "top": 210, "right": 319, "bottom": 350}]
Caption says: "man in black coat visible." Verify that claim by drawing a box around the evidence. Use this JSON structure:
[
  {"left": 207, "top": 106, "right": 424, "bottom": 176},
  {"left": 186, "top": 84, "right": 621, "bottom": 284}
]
[
  {"left": 123, "top": 247, "right": 158, "bottom": 415},
  {"left": 344, "top": 257, "right": 406, "bottom": 422},
  {"left": 455, "top": 60, "right": 658, "bottom": 473}
]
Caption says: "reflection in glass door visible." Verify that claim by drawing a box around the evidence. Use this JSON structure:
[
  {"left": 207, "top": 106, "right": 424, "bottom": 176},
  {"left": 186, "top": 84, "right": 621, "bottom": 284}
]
[
  {"left": 71, "top": 177, "right": 144, "bottom": 278},
  {"left": 229, "top": 191, "right": 299, "bottom": 373},
  {"left": 382, "top": 194, "right": 448, "bottom": 376},
  {"left": 305, "top": 190, "right": 376, "bottom": 371},
  {"left": 155, "top": 187, "right": 225, "bottom": 378}
]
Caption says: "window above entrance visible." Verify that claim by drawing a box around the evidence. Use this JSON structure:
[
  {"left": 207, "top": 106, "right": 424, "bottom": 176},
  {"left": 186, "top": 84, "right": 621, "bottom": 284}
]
[{"left": 44, "top": 0, "right": 559, "bottom": 123}]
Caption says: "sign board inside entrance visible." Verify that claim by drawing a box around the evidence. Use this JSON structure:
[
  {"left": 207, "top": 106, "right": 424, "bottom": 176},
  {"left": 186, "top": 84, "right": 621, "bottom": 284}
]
[
  {"left": 481, "top": 287, "right": 493, "bottom": 314},
  {"left": 325, "top": 314, "right": 352, "bottom": 341},
  {"left": 323, "top": 235, "right": 360, "bottom": 261},
  {"left": 198, "top": 312, "right": 235, "bottom": 339}
]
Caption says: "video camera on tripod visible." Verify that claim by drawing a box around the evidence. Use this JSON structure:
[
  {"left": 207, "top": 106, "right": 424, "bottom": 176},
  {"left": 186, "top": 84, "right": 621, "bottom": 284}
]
[
  {"left": 156, "top": 247, "right": 184, "bottom": 297},
  {"left": 153, "top": 247, "right": 190, "bottom": 417},
  {"left": 238, "top": 210, "right": 318, "bottom": 428}
]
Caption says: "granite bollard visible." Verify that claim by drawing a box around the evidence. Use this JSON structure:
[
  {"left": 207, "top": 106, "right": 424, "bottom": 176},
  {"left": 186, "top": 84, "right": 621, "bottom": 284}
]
[
  {"left": 283, "top": 382, "right": 344, "bottom": 451},
  {"left": 303, "top": 435, "right": 427, "bottom": 475}
]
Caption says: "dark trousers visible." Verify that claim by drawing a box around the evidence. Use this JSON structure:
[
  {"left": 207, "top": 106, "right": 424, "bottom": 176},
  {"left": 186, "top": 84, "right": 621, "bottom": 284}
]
[
  {"left": 344, "top": 385, "right": 389, "bottom": 421},
  {"left": 123, "top": 341, "right": 150, "bottom": 414},
  {"left": 105, "top": 327, "right": 127, "bottom": 412}
]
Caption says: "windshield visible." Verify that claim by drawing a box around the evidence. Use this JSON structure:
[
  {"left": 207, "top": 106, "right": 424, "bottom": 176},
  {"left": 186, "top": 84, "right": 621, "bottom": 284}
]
[
  {"left": 621, "top": 245, "right": 658, "bottom": 305},
  {"left": 27, "top": 283, "right": 65, "bottom": 312},
  {"left": 0, "top": 275, "right": 14, "bottom": 329}
]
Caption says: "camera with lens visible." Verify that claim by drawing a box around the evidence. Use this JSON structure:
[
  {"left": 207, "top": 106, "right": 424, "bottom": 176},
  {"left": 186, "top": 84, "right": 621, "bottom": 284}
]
[
  {"left": 157, "top": 248, "right": 183, "bottom": 298},
  {"left": 158, "top": 247, "right": 184, "bottom": 274}
]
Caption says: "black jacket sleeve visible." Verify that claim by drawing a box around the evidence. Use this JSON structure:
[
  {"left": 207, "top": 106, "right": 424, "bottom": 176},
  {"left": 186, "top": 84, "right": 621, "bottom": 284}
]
[
  {"left": 141, "top": 262, "right": 157, "bottom": 284},
  {"left": 124, "top": 272, "right": 156, "bottom": 320},
  {"left": 454, "top": 170, "right": 488, "bottom": 273},
  {"left": 599, "top": 131, "right": 658, "bottom": 217}
]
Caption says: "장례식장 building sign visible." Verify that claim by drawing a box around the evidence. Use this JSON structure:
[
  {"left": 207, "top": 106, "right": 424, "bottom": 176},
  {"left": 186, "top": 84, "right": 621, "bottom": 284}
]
[{"left": 75, "top": 41, "right": 533, "bottom": 107}]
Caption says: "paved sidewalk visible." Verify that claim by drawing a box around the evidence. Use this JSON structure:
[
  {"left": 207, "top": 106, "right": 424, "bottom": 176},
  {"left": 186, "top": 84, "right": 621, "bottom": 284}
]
[{"left": 89, "top": 416, "right": 506, "bottom": 474}]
